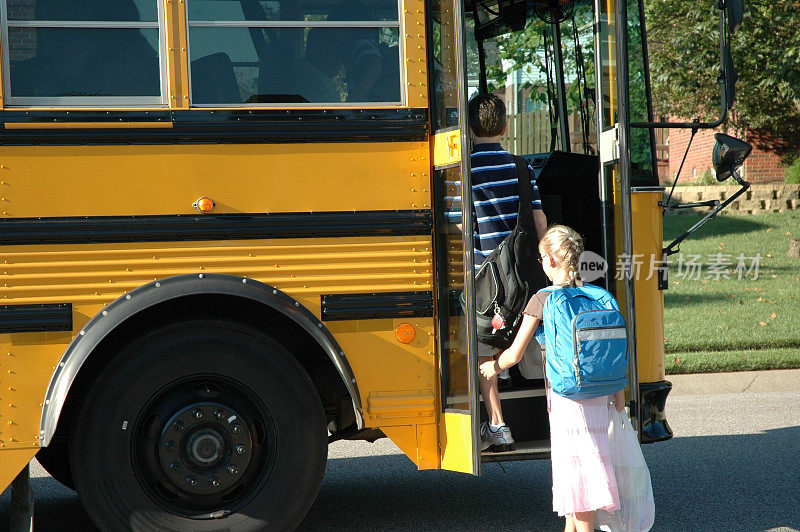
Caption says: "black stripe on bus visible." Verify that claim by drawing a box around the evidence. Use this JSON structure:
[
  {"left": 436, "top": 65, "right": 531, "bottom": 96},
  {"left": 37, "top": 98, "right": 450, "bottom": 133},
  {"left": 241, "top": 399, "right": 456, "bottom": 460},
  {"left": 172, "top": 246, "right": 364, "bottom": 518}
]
[
  {"left": 321, "top": 291, "right": 433, "bottom": 321},
  {"left": 0, "top": 304, "right": 73, "bottom": 333},
  {"left": 0, "top": 210, "right": 433, "bottom": 246},
  {"left": 0, "top": 108, "right": 428, "bottom": 145}
]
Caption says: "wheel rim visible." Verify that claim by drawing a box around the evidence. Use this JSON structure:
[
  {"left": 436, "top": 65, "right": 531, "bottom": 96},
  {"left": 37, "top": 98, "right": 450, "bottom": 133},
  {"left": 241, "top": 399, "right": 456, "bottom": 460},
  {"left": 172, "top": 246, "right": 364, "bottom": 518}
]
[{"left": 132, "top": 376, "right": 275, "bottom": 518}]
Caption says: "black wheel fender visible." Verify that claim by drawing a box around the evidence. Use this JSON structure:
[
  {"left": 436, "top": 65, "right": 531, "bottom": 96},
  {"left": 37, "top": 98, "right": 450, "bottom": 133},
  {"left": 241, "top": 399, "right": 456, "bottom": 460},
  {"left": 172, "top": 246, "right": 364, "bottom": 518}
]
[{"left": 40, "top": 274, "right": 362, "bottom": 447}]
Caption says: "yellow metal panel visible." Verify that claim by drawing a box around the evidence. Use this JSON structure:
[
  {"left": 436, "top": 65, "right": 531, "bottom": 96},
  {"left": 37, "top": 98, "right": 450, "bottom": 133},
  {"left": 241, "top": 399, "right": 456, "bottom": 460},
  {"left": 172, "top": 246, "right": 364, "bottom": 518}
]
[
  {"left": 415, "top": 422, "right": 439, "bottom": 470},
  {"left": 432, "top": 129, "right": 462, "bottom": 168},
  {"left": 0, "top": 449, "right": 38, "bottom": 492},
  {"left": 439, "top": 411, "right": 473, "bottom": 474},
  {"left": 165, "top": 0, "right": 191, "bottom": 109},
  {"left": 612, "top": 176, "right": 666, "bottom": 385},
  {"left": 1, "top": 235, "right": 438, "bottom": 473},
  {"left": 0, "top": 143, "right": 432, "bottom": 217},
  {"left": 403, "top": 0, "right": 429, "bottom": 109},
  {"left": 380, "top": 423, "right": 439, "bottom": 470},
  {"left": 0, "top": 335, "right": 65, "bottom": 451},
  {"left": 367, "top": 390, "right": 435, "bottom": 426},
  {"left": 631, "top": 191, "right": 665, "bottom": 383},
  {"left": 334, "top": 314, "right": 436, "bottom": 428},
  {"left": 1, "top": 238, "right": 433, "bottom": 304}
]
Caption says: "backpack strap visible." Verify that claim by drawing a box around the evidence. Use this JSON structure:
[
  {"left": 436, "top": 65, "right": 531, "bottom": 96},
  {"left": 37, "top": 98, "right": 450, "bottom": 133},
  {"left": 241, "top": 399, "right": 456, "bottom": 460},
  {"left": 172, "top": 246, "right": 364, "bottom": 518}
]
[
  {"left": 536, "top": 286, "right": 560, "bottom": 413},
  {"left": 513, "top": 155, "right": 535, "bottom": 232}
]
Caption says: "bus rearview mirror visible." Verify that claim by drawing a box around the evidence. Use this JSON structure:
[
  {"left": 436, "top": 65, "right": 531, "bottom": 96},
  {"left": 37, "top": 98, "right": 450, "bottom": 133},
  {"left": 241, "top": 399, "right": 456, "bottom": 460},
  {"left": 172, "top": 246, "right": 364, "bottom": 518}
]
[{"left": 712, "top": 133, "right": 751, "bottom": 182}]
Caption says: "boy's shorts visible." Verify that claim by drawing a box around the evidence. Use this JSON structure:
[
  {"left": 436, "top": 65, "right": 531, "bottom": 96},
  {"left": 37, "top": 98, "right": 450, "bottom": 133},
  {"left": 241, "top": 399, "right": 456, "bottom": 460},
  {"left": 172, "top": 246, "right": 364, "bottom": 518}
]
[{"left": 458, "top": 315, "right": 501, "bottom": 358}]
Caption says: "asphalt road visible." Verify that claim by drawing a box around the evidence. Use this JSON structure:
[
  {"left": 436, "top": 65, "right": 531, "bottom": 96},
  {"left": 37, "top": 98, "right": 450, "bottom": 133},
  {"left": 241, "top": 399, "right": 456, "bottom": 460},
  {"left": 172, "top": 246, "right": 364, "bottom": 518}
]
[{"left": 1, "top": 370, "right": 799, "bottom": 531}]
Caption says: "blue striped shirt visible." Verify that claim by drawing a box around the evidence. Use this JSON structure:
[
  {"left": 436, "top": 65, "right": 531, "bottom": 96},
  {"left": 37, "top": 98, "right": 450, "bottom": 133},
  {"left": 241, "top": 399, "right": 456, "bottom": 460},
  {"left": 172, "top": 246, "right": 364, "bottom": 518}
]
[{"left": 443, "top": 143, "right": 542, "bottom": 269}]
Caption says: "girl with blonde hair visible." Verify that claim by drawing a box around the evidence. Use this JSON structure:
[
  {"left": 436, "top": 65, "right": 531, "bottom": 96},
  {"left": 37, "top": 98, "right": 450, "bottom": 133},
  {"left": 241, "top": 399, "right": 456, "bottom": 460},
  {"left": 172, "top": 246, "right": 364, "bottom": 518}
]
[{"left": 481, "top": 225, "right": 625, "bottom": 532}]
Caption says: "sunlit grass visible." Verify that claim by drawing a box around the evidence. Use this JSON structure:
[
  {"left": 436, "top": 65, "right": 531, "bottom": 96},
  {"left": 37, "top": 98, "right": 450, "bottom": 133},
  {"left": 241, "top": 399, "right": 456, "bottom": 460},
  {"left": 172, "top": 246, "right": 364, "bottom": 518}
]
[{"left": 662, "top": 211, "right": 800, "bottom": 372}]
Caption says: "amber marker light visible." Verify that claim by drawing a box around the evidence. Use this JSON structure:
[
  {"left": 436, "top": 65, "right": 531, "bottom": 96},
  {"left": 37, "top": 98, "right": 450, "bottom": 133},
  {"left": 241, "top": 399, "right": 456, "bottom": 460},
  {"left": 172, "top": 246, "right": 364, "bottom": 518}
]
[
  {"left": 395, "top": 323, "right": 416, "bottom": 344},
  {"left": 193, "top": 197, "right": 216, "bottom": 214}
]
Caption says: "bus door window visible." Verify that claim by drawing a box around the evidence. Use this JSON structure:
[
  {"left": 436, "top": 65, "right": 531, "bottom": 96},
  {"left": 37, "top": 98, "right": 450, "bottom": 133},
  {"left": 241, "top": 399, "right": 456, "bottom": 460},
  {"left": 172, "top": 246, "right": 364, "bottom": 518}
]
[
  {"left": 462, "top": 2, "right": 604, "bottom": 266},
  {"left": 466, "top": 2, "right": 597, "bottom": 159},
  {"left": 187, "top": 0, "right": 401, "bottom": 105},
  {"left": 624, "top": 1, "right": 658, "bottom": 187},
  {"left": 1, "top": 0, "right": 164, "bottom": 106}
]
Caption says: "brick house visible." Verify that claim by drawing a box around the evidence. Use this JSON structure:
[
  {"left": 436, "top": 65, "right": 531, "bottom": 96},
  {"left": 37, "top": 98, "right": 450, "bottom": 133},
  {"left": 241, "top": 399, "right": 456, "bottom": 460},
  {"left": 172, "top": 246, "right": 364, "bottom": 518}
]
[{"left": 667, "top": 125, "right": 786, "bottom": 184}]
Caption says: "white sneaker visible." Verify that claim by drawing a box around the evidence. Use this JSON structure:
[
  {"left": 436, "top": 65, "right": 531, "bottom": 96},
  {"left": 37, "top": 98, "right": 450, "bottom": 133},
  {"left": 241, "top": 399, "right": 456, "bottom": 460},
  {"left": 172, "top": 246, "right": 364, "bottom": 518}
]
[{"left": 480, "top": 422, "right": 515, "bottom": 452}]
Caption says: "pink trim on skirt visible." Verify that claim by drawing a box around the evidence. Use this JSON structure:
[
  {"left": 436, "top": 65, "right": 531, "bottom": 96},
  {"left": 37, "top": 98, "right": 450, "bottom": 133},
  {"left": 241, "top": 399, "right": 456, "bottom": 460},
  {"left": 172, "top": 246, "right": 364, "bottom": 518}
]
[{"left": 549, "top": 392, "right": 620, "bottom": 516}]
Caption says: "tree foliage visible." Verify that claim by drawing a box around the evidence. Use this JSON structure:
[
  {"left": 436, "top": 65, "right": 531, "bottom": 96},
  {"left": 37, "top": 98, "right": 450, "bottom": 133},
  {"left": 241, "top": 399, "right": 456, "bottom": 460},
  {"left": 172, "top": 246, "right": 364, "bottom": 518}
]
[
  {"left": 483, "top": 1, "right": 595, "bottom": 114},
  {"left": 645, "top": 0, "right": 800, "bottom": 161}
]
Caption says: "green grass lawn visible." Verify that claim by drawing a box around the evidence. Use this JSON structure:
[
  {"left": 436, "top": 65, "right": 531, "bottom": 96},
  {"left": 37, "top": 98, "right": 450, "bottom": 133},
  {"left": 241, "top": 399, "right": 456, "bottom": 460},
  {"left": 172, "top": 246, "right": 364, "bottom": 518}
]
[{"left": 662, "top": 211, "right": 800, "bottom": 373}]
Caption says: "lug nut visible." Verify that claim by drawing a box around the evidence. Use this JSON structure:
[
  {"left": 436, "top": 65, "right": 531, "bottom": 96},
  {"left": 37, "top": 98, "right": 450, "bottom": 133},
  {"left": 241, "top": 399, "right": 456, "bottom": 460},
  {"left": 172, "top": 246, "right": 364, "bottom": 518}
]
[
  {"left": 235, "top": 444, "right": 246, "bottom": 455},
  {"left": 214, "top": 409, "right": 224, "bottom": 419},
  {"left": 169, "top": 461, "right": 181, "bottom": 472},
  {"left": 209, "top": 476, "right": 220, "bottom": 487},
  {"left": 227, "top": 465, "right": 239, "bottom": 475},
  {"left": 173, "top": 420, "right": 184, "bottom": 431},
  {"left": 186, "top": 475, "right": 197, "bottom": 486},
  {"left": 164, "top": 440, "right": 176, "bottom": 451},
  {"left": 230, "top": 424, "right": 241, "bottom": 434},
  {"left": 193, "top": 408, "right": 204, "bottom": 419}
]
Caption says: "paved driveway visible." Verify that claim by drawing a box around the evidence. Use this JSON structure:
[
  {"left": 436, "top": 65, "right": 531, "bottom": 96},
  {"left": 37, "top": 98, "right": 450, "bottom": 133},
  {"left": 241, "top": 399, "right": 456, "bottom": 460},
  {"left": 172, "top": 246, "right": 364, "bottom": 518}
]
[{"left": 2, "top": 370, "right": 799, "bottom": 531}]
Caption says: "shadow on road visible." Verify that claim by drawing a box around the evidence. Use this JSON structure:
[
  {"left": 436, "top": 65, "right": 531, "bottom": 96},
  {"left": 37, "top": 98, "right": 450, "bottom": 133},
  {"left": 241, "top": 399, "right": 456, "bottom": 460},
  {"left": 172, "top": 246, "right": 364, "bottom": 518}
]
[{"left": 1, "top": 426, "right": 798, "bottom": 531}]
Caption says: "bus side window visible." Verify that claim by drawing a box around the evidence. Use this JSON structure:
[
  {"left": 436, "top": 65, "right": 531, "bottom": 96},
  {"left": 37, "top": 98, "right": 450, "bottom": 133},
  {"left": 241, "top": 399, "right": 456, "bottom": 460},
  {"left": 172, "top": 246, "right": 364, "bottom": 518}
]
[
  {"left": 2, "top": 0, "right": 163, "bottom": 106},
  {"left": 186, "top": 0, "right": 402, "bottom": 106}
]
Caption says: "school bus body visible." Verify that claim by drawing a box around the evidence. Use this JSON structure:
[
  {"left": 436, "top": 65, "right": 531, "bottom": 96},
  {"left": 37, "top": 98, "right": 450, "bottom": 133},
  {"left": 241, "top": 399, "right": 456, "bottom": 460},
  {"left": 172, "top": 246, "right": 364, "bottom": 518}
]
[{"left": 0, "top": 0, "right": 680, "bottom": 527}]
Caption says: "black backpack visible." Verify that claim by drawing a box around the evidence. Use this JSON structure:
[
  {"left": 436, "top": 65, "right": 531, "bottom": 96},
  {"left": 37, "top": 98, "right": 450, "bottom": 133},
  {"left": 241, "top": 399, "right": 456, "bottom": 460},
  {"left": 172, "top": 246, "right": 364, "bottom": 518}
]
[{"left": 473, "top": 156, "right": 548, "bottom": 349}]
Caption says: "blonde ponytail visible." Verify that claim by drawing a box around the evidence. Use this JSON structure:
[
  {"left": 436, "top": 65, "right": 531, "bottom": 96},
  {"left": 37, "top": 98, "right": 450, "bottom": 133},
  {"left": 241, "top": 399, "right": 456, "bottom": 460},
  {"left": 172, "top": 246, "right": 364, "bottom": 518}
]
[{"left": 539, "top": 225, "right": 584, "bottom": 286}]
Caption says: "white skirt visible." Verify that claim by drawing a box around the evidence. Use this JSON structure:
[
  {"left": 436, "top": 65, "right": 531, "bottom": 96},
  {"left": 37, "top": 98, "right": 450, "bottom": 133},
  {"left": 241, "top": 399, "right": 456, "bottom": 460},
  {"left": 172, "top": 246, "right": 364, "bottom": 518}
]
[{"left": 549, "top": 392, "right": 621, "bottom": 516}]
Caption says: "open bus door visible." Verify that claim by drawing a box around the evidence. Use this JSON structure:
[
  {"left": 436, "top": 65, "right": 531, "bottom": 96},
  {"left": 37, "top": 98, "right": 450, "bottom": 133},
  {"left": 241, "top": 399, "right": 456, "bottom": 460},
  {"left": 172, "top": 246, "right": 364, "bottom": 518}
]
[
  {"left": 429, "top": 0, "right": 483, "bottom": 475},
  {"left": 594, "top": 0, "right": 642, "bottom": 430}
]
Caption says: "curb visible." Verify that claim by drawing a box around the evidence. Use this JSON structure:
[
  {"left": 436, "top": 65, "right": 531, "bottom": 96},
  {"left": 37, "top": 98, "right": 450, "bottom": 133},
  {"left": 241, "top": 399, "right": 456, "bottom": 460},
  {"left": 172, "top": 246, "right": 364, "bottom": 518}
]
[{"left": 668, "top": 368, "right": 800, "bottom": 396}]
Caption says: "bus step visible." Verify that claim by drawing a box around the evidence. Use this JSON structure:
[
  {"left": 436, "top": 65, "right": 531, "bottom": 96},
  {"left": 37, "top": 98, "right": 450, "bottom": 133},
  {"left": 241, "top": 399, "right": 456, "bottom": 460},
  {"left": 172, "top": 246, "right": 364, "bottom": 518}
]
[{"left": 481, "top": 439, "right": 551, "bottom": 463}]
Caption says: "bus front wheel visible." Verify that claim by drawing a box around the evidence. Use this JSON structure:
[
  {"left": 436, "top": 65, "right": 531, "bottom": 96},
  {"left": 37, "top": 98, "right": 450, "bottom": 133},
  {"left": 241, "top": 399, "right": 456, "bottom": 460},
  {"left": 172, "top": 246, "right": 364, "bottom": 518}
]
[{"left": 70, "top": 318, "right": 327, "bottom": 531}]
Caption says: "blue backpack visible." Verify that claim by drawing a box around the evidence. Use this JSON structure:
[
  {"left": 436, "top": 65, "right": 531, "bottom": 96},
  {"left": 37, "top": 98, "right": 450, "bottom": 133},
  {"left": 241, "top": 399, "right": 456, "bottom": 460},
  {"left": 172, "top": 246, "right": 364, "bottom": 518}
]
[{"left": 534, "top": 284, "right": 628, "bottom": 399}]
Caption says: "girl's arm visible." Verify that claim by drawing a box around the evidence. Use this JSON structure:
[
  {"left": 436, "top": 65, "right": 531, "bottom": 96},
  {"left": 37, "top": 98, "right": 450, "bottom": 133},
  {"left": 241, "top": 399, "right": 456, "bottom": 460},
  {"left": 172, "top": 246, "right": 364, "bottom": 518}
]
[{"left": 480, "top": 314, "right": 540, "bottom": 379}]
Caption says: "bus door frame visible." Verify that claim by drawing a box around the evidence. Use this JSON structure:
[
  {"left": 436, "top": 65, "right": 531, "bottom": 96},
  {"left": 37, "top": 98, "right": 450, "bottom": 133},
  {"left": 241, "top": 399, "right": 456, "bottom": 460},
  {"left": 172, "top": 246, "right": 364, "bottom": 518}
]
[
  {"left": 594, "top": 0, "right": 641, "bottom": 431},
  {"left": 454, "top": 0, "right": 483, "bottom": 474},
  {"left": 430, "top": 0, "right": 482, "bottom": 475}
]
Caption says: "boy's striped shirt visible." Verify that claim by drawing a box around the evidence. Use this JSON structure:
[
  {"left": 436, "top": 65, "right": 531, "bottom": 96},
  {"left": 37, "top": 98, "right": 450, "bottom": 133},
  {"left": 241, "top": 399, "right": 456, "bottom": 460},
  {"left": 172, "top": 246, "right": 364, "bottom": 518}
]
[{"left": 444, "top": 143, "right": 543, "bottom": 269}]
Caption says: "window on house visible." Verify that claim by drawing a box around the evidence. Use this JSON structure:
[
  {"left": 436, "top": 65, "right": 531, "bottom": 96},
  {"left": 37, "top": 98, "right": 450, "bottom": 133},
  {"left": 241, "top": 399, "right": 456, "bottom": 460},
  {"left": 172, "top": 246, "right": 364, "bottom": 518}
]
[
  {"left": 1, "top": 0, "right": 166, "bottom": 106},
  {"left": 187, "top": 0, "right": 403, "bottom": 105}
]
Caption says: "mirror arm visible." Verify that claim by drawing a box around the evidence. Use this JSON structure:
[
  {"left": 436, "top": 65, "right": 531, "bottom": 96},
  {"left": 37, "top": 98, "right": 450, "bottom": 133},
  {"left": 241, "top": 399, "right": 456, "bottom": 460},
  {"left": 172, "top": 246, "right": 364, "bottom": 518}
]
[
  {"left": 631, "top": 7, "right": 729, "bottom": 130},
  {"left": 663, "top": 172, "right": 750, "bottom": 256},
  {"left": 664, "top": 199, "right": 721, "bottom": 210}
]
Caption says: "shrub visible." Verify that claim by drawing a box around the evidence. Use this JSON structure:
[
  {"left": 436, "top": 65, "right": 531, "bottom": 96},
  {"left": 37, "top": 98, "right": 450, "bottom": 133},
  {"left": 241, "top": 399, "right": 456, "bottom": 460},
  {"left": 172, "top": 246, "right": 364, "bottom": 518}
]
[
  {"left": 697, "top": 169, "right": 718, "bottom": 185},
  {"left": 785, "top": 157, "right": 800, "bottom": 184}
]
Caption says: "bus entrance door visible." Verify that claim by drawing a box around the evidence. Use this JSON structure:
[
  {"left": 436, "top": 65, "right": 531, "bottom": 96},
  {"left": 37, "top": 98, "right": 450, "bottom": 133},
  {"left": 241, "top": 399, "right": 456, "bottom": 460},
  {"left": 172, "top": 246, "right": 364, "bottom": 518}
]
[{"left": 429, "top": 0, "right": 482, "bottom": 475}]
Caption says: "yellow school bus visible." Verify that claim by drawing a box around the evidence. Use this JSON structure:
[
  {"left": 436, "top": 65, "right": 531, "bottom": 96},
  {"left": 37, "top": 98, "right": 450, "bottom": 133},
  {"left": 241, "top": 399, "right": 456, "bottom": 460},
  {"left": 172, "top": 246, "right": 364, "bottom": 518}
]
[{"left": 0, "top": 0, "right": 742, "bottom": 529}]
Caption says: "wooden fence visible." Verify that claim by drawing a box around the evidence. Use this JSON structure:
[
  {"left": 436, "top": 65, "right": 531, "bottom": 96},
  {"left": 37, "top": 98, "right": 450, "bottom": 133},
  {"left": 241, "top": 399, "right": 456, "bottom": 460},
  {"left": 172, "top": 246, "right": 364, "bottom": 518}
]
[{"left": 499, "top": 110, "right": 552, "bottom": 155}]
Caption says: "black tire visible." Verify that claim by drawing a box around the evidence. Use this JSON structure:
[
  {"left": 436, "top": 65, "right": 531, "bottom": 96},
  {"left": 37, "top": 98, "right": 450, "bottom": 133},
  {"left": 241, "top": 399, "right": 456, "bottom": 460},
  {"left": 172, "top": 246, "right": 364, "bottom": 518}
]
[
  {"left": 70, "top": 319, "right": 327, "bottom": 532},
  {"left": 36, "top": 442, "right": 75, "bottom": 491}
]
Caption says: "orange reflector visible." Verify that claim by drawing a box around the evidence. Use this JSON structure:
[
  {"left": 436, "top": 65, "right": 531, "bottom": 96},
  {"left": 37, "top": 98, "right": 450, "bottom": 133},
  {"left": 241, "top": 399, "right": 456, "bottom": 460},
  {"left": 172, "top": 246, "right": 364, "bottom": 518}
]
[
  {"left": 193, "top": 196, "right": 216, "bottom": 214},
  {"left": 395, "top": 323, "right": 416, "bottom": 344}
]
